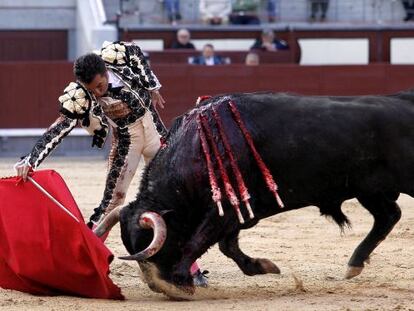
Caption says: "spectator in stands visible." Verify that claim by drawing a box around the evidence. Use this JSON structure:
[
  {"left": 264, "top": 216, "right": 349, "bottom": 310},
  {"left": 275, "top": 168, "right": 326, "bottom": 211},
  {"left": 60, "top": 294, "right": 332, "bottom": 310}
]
[
  {"left": 309, "top": 0, "right": 329, "bottom": 22},
  {"left": 171, "top": 28, "right": 196, "bottom": 49},
  {"left": 267, "top": 0, "right": 277, "bottom": 22},
  {"left": 190, "top": 44, "right": 225, "bottom": 65},
  {"left": 230, "top": 0, "right": 260, "bottom": 25},
  {"left": 245, "top": 52, "right": 260, "bottom": 66},
  {"left": 164, "top": 0, "right": 182, "bottom": 25},
  {"left": 250, "top": 29, "right": 289, "bottom": 51},
  {"left": 402, "top": 0, "right": 414, "bottom": 21},
  {"left": 199, "top": 0, "right": 232, "bottom": 25}
]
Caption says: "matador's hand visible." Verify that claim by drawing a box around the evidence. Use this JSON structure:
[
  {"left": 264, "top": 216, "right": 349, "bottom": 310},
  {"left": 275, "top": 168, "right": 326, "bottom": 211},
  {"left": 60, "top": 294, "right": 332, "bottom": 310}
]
[
  {"left": 14, "top": 158, "right": 32, "bottom": 181},
  {"left": 151, "top": 90, "right": 165, "bottom": 110}
]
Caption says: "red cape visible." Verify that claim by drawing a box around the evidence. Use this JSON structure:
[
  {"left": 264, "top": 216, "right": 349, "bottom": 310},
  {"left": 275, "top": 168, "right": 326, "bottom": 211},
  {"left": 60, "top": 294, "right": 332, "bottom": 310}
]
[{"left": 0, "top": 170, "right": 124, "bottom": 299}]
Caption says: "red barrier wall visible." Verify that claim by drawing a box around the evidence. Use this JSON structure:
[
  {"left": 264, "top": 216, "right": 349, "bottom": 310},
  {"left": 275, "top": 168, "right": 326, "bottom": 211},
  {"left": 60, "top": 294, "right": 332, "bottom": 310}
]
[
  {"left": 1, "top": 62, "right": 414, "bottom": 128},
  {"left": 0, "top": 31, "right": 68, "bottom": 61}
]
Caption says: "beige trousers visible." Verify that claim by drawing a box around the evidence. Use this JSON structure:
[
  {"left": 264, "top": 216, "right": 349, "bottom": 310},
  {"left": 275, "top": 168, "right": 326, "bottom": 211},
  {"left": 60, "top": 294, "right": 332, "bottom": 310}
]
[{"left": 102, "top": 111, "right": 161, "bottom": 217}]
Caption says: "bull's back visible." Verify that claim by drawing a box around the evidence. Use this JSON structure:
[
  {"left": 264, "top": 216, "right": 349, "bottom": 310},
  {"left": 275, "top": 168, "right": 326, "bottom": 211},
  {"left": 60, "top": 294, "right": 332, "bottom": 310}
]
[
  {"left": 161, "top": 92, "right": 414, "bottom": 208},
  {"left": 231, "top": 92, "right": 414, "bottom": 202}
]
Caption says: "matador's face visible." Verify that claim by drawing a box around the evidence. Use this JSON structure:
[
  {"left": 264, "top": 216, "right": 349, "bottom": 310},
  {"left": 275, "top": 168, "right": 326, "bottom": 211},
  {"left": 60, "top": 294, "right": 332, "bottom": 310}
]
[{"left": 84, "top": 71, "right": 109, "bottom": 98}]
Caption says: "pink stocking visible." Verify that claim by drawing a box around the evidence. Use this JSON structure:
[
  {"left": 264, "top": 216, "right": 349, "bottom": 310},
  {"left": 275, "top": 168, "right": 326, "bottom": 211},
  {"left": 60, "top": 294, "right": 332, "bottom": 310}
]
[{"left": 190, "top": 261, "right": 200, "bottom": 275}]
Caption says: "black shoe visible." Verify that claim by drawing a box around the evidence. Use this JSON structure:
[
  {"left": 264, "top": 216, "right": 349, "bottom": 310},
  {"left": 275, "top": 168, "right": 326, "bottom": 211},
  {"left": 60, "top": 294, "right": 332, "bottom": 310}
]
[{"left": 192, "top": 270, "right": 209, "bottom": 287}]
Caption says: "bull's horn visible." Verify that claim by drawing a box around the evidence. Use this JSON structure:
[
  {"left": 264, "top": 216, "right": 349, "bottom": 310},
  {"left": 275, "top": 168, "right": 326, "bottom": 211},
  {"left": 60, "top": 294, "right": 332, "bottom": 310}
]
[
  {"left": 119, "top": 211, "right": 167, "bottom": 261},
  {"left": 93, "top": 206, "right": 122, "bottom": 237}
]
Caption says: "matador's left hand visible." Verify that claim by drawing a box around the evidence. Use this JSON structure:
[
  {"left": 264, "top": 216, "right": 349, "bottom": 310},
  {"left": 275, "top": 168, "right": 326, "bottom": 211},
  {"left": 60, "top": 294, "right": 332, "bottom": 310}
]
[{"left": 151, "top": 90, "right": 165, "bottom": 110}]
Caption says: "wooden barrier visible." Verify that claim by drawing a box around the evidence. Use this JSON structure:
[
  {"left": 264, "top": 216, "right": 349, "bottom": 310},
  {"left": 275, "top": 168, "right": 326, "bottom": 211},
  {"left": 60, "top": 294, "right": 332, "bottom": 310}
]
[
  {"left": 0, "top": 31, "right": 68, "bottom": 61},
  {"left": 1, "top": 62, "right": 414, "bottom": 129}
]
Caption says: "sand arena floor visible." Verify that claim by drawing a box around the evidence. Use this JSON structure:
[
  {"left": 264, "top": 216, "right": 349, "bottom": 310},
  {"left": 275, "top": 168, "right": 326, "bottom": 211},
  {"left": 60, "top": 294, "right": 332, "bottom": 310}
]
[{"left": 0, "top": 157, "right": 414, "bottom": 311}]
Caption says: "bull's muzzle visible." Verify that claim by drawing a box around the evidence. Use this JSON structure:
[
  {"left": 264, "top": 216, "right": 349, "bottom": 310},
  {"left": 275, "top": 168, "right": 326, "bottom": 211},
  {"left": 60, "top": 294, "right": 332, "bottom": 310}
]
[{"left": 119, "top": 211, "right": 167, "bottom": 261}]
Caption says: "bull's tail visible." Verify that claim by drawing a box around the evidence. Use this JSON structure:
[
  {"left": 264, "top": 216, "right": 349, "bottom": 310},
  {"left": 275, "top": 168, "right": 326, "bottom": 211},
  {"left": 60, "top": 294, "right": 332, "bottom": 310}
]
[{"left": 319, "top": 203, "right": 351, "bottom": 230}]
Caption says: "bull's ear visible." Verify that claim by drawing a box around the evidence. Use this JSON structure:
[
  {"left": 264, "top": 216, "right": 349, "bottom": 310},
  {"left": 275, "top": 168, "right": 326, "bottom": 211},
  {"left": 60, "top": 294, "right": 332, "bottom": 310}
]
[{"left": 160, "top": 209, "right": 174, "bottom": 216}]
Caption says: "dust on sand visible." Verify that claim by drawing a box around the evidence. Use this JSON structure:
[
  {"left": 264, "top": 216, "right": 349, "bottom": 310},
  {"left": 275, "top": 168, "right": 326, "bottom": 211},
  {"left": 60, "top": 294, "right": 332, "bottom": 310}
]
[{"left": 1, "top": 158, "right": 414, "bottom": 311}]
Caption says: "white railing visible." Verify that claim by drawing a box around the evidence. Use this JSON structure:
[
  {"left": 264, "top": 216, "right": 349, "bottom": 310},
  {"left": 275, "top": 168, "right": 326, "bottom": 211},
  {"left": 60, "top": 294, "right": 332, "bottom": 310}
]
[{"left": 76, "top": 0, "right": 117, "bottom": 57}]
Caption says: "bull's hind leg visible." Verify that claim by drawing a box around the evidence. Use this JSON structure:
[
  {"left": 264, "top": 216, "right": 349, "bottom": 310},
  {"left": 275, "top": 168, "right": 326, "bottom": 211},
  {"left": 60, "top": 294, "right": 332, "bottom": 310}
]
[
  {"left": 346, "top": 194, "right": 401, "bottom": 279},
  {"left": 219, "top": 230, "right": 280, "bottom": 275}
]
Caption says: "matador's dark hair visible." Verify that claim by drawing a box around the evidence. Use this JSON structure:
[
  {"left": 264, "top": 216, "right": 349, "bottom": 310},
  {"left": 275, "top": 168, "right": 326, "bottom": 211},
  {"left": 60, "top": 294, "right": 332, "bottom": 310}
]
[{"left": 73, "top": 53, "right": 107, "bottom": 84}]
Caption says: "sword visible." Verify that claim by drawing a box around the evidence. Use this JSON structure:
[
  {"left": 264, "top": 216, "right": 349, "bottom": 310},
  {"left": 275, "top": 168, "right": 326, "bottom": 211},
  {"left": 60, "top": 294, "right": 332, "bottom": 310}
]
[{"left": 27, "top": 176, "right": 80, "bottom": 223}]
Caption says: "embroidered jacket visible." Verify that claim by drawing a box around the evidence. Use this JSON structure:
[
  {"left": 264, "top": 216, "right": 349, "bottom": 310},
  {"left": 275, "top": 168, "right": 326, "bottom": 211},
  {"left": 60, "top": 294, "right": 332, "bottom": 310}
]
[{"left": 23, "top": 41, "right": 167, "bottom": 168}]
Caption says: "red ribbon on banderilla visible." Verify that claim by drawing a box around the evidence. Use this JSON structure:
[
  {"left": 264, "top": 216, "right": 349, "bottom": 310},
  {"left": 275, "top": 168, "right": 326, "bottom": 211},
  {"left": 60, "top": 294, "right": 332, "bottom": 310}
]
[{"left": 196, "top": 99, "right": 284, "bottom": 224}]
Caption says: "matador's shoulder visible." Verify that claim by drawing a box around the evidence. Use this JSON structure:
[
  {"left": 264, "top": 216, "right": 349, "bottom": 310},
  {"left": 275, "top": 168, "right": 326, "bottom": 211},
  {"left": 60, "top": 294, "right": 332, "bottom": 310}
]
[
  {"left": 58, "top": 82, "right": 92, "bottom": 118},
  {"left": 100, "top": 41, "right": 144, "bottom": 68}
]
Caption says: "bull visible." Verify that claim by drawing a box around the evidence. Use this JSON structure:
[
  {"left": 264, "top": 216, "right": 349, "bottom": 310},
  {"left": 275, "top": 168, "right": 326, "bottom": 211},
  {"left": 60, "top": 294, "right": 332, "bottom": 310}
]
[{"left": 117, "top": 91, "right": 411, "bottom": 296}]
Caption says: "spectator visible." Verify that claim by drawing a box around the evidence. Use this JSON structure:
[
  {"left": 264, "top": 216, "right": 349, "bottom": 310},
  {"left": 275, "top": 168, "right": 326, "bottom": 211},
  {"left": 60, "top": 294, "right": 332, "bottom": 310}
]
[
  {"left": 164, "top": 0, "right": 182, "bottom": 25},
  {"left": 309, "top": 0, "right": 329, "bottom": 22},
  {"left": 190, "top": 44, "right": 225, "bottom": 65},
  {"left": 250, "top": 29, "right": 289, "bottom": 51},
  {"left": 267, "top": 0, "right": 277, "bottom": 23},
  {"left": 199, "top": 0, "right": 232, "bottom": 25},
  {"left": 402, "top": 0, "right": 414, "bottom": 21},
  {"left": 230, "top": 0, "right": 260, "bottom": 25},
  {"left": 171, "top": 28, "right": 195, "bottom": 49},
  {"left": 245, "top": 52, "right": 260, "bottom": 66}
]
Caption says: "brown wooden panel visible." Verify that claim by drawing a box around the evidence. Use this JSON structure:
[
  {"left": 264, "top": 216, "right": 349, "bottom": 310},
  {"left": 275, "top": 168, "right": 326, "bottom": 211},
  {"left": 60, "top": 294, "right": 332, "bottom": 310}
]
[
  {"left": 319, "top": 64, "right": 387, "bottom": 95},
  {"left": 0, "top": 62, "right": 73, "bottom": 128},
  {"left": 0, "top": 31, "right": 67, "bottom": 61},
  {"left": 2, "top": 63, "right": 414, "bottom": 129},
  {"left": 153, "top": 64, "right": 414, "bottom": 125},
  {"left": 384, "top": 65, "right": 414, "bottom": 92},
  {"left": 255, "top": 65, "right": 323, "bottom": 94}
]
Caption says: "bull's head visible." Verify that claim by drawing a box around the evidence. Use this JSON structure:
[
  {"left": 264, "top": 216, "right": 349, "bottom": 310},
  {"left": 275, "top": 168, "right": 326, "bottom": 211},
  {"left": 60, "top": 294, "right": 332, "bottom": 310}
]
[
  {"left": 117, "top": 112, "right": 208, "bottom": 296},
  {"left": 119, "top": 211, "right": 167, "bottom": 261},
  {"left": 118, "top": 202, "right": 192, "bottom": 296}
]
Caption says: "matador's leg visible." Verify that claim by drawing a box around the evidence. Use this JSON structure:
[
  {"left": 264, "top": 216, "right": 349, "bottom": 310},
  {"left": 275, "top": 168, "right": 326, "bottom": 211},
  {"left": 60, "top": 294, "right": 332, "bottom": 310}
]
[{"left": 88, "top": 120, "right": 145, "bottom": 228}]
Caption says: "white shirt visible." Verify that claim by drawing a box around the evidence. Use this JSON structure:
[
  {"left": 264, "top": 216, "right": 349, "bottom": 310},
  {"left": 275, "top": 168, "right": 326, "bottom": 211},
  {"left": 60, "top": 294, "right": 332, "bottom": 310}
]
[
  {"left": 108, "top": 70, "right": 125, "bottom": 88},
  {"left": 205, "top": 57, "right": 215, "bottom": 66}
]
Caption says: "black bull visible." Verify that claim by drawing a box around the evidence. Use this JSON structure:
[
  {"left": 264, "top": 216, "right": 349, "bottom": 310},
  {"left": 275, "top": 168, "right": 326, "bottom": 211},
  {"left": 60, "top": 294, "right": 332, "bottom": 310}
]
[{"left": 120, "top": 91, "right": 413, "bottom": 294}]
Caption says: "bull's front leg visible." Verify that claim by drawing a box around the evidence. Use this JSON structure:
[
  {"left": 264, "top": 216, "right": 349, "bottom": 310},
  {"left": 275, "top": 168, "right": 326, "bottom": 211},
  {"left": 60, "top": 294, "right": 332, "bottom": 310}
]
[
  {"left": 219, "top": 230, "right": 280, "bottom": 276},
  {"left": 172, "top": 213, "right": 225, "bottom": 289}
]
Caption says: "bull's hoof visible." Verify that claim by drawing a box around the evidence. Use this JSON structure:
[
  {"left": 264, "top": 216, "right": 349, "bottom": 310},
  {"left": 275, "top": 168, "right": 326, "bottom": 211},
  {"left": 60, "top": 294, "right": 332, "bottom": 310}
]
[
  {"left": 243, "top": 258, "right": 281, "bottom": 276},
  {"left": 345, "top": 266, "right": 364, "bottom": 279},
  {"left": 254, "top": 258, "right": 281, "bottom": 274}
]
